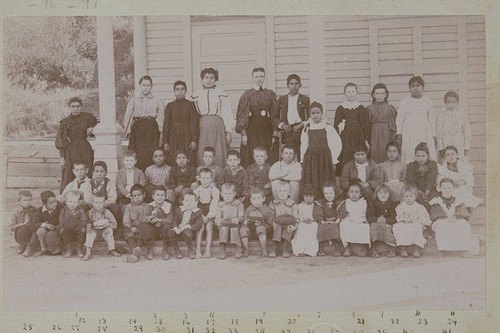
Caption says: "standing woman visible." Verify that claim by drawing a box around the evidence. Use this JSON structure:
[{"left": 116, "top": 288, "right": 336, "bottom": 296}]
[
  {"left": 162, "top": 80, "right": 200, "bottom": 166},
  {"left": 192, "top": 68, "right": 235, "bottom": 168},
  {"left": 123, "top": 75, "right": 165, "bottom": 171},
  {"left": 56, "top": 97, "right": 97, "bottom": 193},
  {"left": 236, "top": 67, "right": 279, "bottom": 167}
]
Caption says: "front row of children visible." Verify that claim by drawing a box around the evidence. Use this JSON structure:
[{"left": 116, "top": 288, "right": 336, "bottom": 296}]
[{"left": 10, "top": 172, "right": 474, "bottom": 261}]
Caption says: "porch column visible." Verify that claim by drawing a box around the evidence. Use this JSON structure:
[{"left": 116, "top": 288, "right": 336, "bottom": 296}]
[
  {"left": 133, "top": 16, "right": 148, "bottom": 91},
  {"left": 308, "top": 16, "right": 327, "bottom": 110},
  {"left": 93, "top": 16, "right": 124, "bottom": 181}
]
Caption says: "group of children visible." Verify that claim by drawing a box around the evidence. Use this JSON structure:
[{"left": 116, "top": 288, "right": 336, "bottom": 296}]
[{"left": 10, "top": 72, "right": 481, "bottom": 261}]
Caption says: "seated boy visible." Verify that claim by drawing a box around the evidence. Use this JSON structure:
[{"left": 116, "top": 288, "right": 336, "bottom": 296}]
[
  {"left": 269, "top": 145, "right": 302, "bottom": 203},
  {"left": 144, "top": 147, "right": 174, "bottom": 203},
  {"left": 192, "top": 146, "right": 222, "bottom": 189},
  {"left": 34, "top": 190, "right": 63, "bottom": 256},
  {"left": 82, "top": 193, "right": 122, "bottom": 260},
  {"left": 193, "top": 168, "right": 220, "bottom": 258},
  {"left": 141, "top": 186, "right": 174, "bottom": 260},
  {"left": 81, "top": 161, "right": 121, "bottom": 222},
  {"left": 168, "top": 190, "right": 203, "bottom": 259},
  {"left": 246, "top": 146, "right": 272, "bottom": 203},
  {"left": 9, "top": 190, "right": 38, "bottom": 256},
  {"left": 340, "top": 144, "right": 382, "bottom": 200},
  {"left": 241, "top": 187, "right": 274, "bottom": 257},
  {"left": 215, "top": 182, "right": 245, "bottom": 259},
  {"left": 116, "top": 150, "right": 146, "bottom": 209},
  {"left": 218, "top": 150, "right": 250, "bottom": 204},
  {"left": 59, "top": 190, "right": 87, "bottom": 258},
  {"left": 168, "top": 150, "right": 197, "bottom": 205},
  {"left": 122, "top": 185, "right": 150, "bottom": 262},
  {"left": 269, "top": 180, "right": 299, "bottom": 258},
  {"left": 57, "top": 161, "right": 92, "bottom": 204}
]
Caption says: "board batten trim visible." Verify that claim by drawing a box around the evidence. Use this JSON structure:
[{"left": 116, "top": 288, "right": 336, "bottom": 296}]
[
  {"left": 369, "top": 21, "right": 379, "bottom": 89},
  {"left": 413, "top": 24, "right": 422, "bottom": 75},
  {"left": 183, "top": 17, "right": 193, "bottom": 93},
  {"left": 133, "top": 16, "right": 148, "bottom": 91},
  {"left": 308, "top": 16, "right": 326, "bottom": 108},
  {"left": 458, "top": 16, "right": 469, "bottom": 113},
  {"left": 265, "top": 16, "right": 276, "bottom": 92}
]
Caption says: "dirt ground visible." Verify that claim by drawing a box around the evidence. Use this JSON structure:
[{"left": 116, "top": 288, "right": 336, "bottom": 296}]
[{"left": 2, "top": 189, "right": 486, "bottom": 311}]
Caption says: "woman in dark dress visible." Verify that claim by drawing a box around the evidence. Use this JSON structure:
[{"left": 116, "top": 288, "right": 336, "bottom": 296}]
[
  {"left": 163, "top": 81, "right": 200, "bottom": 166},
  {"left": 333, "top": 83, "right": 371, "bottom": 175},
  {"left": 55, "top": 96, "right": 97, "bottom": 193},
  {"left": 236, "top": 67, "right": 279, "bottom": 167}
]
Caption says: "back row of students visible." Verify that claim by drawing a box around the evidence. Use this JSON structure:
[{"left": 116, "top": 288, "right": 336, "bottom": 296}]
[
  {"left": 12, "top": 136, "right": 480, "bottom": 260},
  {"left": 56, "top": 70, "right": 472, "bottom": 196}
]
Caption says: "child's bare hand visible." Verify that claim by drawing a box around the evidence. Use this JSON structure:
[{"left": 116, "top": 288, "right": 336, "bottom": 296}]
[
  {"left": 130, "top": 227, "right": 138, "bottom": 233},
  {"left": 264, "top": 182, "right": 271, "bottom": 189},
  {"left": 231, "top": 217, "right": 239, "bottom": 225},
  {"left": 46, "top": 224, "right": 56, "bottom": 230},
  {"left": 272, "top": 222, "right": 279, "bottom": 229},
  {"left": 287, "top": 224, "right": 297, "bottom": 232},
  {"left": 243, "top": 219, "right": 249, "bottom": 226},
  {"left": 215, "top": 221, "right": 222, "bottom": 227},
  {"left": 377, "top": 216, "right": 387, "bottom": 223}
]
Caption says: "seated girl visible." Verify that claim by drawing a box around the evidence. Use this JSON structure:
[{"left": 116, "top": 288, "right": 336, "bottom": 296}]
[
  {"left": 291, "top": 184, "right": 320, "bottom": 257},
  {"left": 430, "top": 178, "right": 473, "bottom": 258},
  {"left": 367, "top": 184, "right": 397, "bottom": 258},
  {"left": 437, "top": 145, "right": 483, "bottom": 210},
  {"left": 379, "top": 141, "right": 406, "bottom": 201},
  {"left": 338, "top": 181, "right": 371, "bottom": 257}
]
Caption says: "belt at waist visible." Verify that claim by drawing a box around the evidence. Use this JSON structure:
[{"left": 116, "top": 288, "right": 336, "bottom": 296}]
[{"left": 133, "top": 116, "right": 156, "bottom": 121}]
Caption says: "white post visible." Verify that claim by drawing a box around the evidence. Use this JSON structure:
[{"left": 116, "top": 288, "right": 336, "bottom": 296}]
[
  {"left": 93, "top": 16, "right": 124, "bottom": 181},
  {"left": 133, "top": 16, "right": 148, "bottom": 91},
  {"left": 308, "top": 16, "right": 327, "bottom": 110}
]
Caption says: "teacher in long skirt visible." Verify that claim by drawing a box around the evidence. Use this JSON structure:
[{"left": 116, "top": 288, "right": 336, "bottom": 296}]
[
  {"left": 123, "top": 75, "right": 165, "bottom": 171},
  {"left": 236, "top": 67, "right": 279, "bottom": 167},
  {"left": 191, "top": 68, "right": 235, "bottom": 168}
]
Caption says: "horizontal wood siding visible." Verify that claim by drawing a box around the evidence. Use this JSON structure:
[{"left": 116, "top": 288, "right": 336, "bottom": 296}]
[
  {"left": 274, "top": 16, "right": 310, "bottom": 97},
  {"left": 145, "top": 16, "right": 185, "bottom": 102},
  {"left": 324, "top": 16, "right": 371, "bottom": 123}
]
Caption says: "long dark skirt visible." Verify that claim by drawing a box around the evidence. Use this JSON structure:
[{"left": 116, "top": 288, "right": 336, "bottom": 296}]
[
  {"left": 128, "top": 118, "right": 160, "bottom": 171},
  {"left": 240, "top": 115, "right": 278, "bottom": 167},
  {"left": 60, "top": 139, "right": 94, "bottom": 193}
]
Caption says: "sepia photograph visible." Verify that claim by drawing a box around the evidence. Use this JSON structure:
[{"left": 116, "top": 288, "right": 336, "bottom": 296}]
[{"left": 2, "top": 14, "right": 487, "bottom": 312}]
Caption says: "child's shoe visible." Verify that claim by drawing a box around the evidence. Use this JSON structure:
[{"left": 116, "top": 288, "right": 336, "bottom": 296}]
[
  {"left": 34, "top": 250, "right": 48, "bottom": 257},
  {"left": 63, "top": 245, "right": 72, "bottom": 258},
  {"left": 398, "top": 246, "right": 408, "bottom": 258},
  {"left": 16, "top": 244, "right": 27, "bottom": 255},
  {"left": 175, "top": 246, "right": 183, "bottom": 259},
  {"left": 22, "top": 248, "right": 33, "bottom": 257},
  {"left": 77, "top": 245, "right": 85, "bottom": 258},
  {"left": 242, "top": 247, "right": 249, "bottom": 258},
  {"left": 282, "top": 243, "right": 290, "bottom": 258},
  {"left": 219, "top": 244, "right": 227, "bottom": 259},
  {"left": 387, "top": 246, "right": 396, "bottom": 258},
  {"left": 188, "top": 247, "right": 195, "bottom": 259},
  {"left": 162, "top": 246, "right": 170, "bottom": 260},
  {"left": 132, "top": 247, "right": 142, "bottom": 259},
  {"left": 413, "top": 246, "right": 421, "bottom": 258},
  {"left": 268, "top": 242, "right": 276, "bottom": 258},
  {"left": 261, "top": 248, "right": 268, "bottom": 257},
  {"left": 82, "top": 248, "right": 92, "bottom": 261},
  {"left": 343, "top": 245, "right": 351, "bottom": 257},
  {"left": 146, "top": 245, "right": 154, "bottom": 260},
  {"left": 109, "top": 249, "right": 121, "bottom": 257},
  {"left": 371, "top": 249, "right": 379, "bottom": 258},
  {"left": 234, "top": 246, "right": 243, "bottom": 259}
]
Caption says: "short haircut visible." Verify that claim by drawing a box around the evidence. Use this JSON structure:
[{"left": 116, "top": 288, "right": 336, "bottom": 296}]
[
  {"left": 374, "top": 183, "right": 391, "bottom": 195},
  {"left": 401, "top": 184, "right": 419, "bottom": 197},
  {"left": 439, "top": 177, "right": 455, "bottom": 187},
  {"left": 275, "top": 180, "right": 291, "bottom": 192},
  {"left": 200, "top": 68, "right": 219, "bottom": 81},
  {"left": 173, "top": 80, "right": 187, "bottom": 90},
  {"left": 347, "top": 180, "right": 362, "bottom": 191},
  {"left": 322, "top": 180, "right": 336, "bottom": 191},
  {"left": 227, "top": 149, "right": 240, "bottom": 159},
  {"left": 221, "top": 182, "right": 236, "bottom": 192},
  {"left": 123, "top": 149, "right": 137, "bottom": 159},
  {"left": 443, "top": 145, "right": 459, "bottom": 155},
  {"left": 250, "top": 187, "right": 265, "bottom": 198},
  {"left": 252, "top": 67, "right": 265, "bottom": 75},
  {"left": 344, "top": 82, "right": 358, "bottom": 93},
  {"left": 199, "top": 167, "right": 213, "bottom": 176},
  {"left": 64, "top": 190, "right": 81, "bottom": 201},
  {"left": 130, "top": 184, "right": 145, "bottom": 195},
  {"left": 353, "top": 144, "right": 368, "bottom": 155},
  {"left": 281, "top": 144, "right": 296, "bottom": 155},
  {"left": 386, "top": 141, "right": 401, "bottom": 154},
  {"left": 92, "top": 160, "right": 108, "bottom": 172},
  {"left": 139, "top": 75, "right": 153, "bottom": 85},
  {"left": 92, "top": 192, "right": 106, "bottom": 200},
  {"left": 68, "top": 96, "right": 83, "bottom": 107},
  {"left": 415, "top": 142, "right": 430, "bottom": 156},
  {"left": 302, "top": 183, "right": 315, "bottom": 197},
  {"left": 175, "top": 149, "right": 189, "bottom": 159},
  {"left": 371, "top": 82, "right": 389, "bottom": 103},
  {"left": 40, "top": 190, "right": 56, "bottom": 204},
  {"left": 152, "top": 185, "right": 167, "bottom": 196},
  {"left": 152, "top": 146, "right": 165, "bottom": 156},
  {"left": 182, "top": 189, "right": 198, "bottom": 201},
  {"left": 287, "top": 74, "right": 301, "bottom": 85},
  {"left": 18, "top": 190, "right": 32, "bottom": 201},
  {"left": 444, "top": 90, "right": 459, "bottom": 103},
  {"left": 408, "top": 75, "right": 424, "bottom": 88},
  {"left": 253, "top": 145, "right": 268, "bottom": 155},
  {"left": 203, "top": 146, "right": 216, "bottom": 155},
  {"left": 72, "top": 161, "right": 87, "bottom": 169}
]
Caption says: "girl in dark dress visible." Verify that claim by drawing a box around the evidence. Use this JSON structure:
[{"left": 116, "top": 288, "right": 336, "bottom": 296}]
[
  {"left": 367, "top": 184, "right": 397, "bottom": 257},
  {"left": 334, "top": 83, "right": 371, "bottom": 175},
  {"left": 236, "top": 67, "right": 279, "bottom": 167},
  {"left": 55, "top": 96, "right": 97, "bottom": 193},
  {"left": 300, "top": 102, "right": 342, "bottom": 197},
  {"left": 162, "top": 81, "right": 200, "bottom": 166}
]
